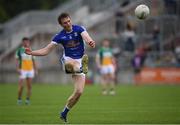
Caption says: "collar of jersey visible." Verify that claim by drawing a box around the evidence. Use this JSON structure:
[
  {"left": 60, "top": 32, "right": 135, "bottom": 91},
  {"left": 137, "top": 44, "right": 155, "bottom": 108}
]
[{"left": 64, "top": 27, "right": 73, "bottom": 34}]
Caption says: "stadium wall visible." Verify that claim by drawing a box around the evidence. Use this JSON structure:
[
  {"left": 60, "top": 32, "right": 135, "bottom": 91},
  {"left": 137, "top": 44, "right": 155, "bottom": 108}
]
[
  {"left": 135, "top": 67, "right": 180, "bottom": 84},
  {"left": 0, "top": 67, "right": 135, "bottom": 84}
]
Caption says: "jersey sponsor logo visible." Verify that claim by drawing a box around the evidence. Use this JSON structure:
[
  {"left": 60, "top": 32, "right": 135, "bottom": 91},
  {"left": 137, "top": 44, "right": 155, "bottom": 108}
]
[
  {"left": 66, "top": 40, "right": 80, "bottom": 48},
  {"left": 61, "top": 36, "right": 67, "bottom": 39}
]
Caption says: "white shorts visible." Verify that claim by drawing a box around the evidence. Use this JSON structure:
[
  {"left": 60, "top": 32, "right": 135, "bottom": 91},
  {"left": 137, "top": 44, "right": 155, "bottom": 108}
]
[
  {"left": 61, "top": 56, "right": 85, "bottom": 76},
  {"left": 100, "top": 65, "right": 115, "bottom": 75},
  {"left": 20, "top": 70, "right": 34, "bottom": 79}
]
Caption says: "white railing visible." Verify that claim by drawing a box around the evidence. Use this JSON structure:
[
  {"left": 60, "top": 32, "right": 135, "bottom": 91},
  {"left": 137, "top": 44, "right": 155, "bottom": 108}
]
[
  {"left": 0, "top": 0, "right": 84, "bottom": 60},
  {"left": 0, "top": 0, "right": 142, "bottom": 61},
  {"left": 1, "top": 0, "right": 84, "bottom": 38}
]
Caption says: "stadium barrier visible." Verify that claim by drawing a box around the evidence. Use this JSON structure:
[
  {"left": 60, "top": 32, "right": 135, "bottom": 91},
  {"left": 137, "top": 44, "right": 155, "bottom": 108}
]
[{"left": 135, "top": 67, "right": 180, "bottom": 84}]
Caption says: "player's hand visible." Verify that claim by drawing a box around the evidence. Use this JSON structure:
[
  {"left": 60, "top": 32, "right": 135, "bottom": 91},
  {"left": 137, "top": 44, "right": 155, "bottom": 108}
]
[
  {"left": 88, "top": 41, "right": 95, "bottom": 48},
  {"left": 25, "top": 47, "right": 32, "bottom": 55}
]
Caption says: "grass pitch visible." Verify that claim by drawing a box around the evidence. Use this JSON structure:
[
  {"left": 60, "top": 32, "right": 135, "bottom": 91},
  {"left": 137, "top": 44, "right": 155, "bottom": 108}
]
[{"left": 0, "top": 83, "right": 180, "bottom": 124}]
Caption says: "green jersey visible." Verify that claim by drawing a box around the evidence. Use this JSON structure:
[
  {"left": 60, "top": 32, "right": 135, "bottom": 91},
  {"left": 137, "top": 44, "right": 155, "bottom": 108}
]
[
  {"left": 15, "top": 47, "right": 34, "bottom": 71},
  {"left": 98, "top": 47, "right": 113, "bottom": 66}
]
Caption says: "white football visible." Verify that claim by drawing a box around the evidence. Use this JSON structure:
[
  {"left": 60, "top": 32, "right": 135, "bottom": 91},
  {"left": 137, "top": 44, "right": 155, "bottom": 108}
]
[{"left": 135, "top": 4, "right": 150, "bottom": 20}]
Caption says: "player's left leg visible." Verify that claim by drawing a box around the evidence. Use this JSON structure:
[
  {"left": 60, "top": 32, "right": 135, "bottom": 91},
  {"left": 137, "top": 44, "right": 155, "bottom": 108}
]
[
  {"left": 25, "top": 70, "right": 34, "bottom": 105},
  {"left": 108, "top": 73, "right": 116, "bottom": 95},
  {"left": 60, "top": 74, "right": 85, "bottom": 123},
  {"left": 107, "top": 65, "right": 116, "bottom": 95},
  {"left": 25, "top": 77, "right": 32, "bottom": 105},
  {"left": 101, "top": 74, "right": 108, "bottom": 95}
]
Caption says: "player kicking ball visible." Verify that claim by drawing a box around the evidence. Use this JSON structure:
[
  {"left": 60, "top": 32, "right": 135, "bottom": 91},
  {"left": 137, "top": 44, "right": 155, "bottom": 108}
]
[{"left": 25, "top": 13, "right": 95, "bottom": 123}]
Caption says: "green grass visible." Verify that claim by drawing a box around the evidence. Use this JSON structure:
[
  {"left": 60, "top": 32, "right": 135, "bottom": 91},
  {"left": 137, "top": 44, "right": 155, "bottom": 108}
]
[{"left": 0, "top": 83, "right": 180, "bottom": 124}]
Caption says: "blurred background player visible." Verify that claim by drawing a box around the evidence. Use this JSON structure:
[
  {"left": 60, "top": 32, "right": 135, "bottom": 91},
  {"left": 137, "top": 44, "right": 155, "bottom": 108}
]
[
  {"left": 25, "top": 13, "right": 95, "bottom": 123},
  {"left": 15, "top": 37, "right": 38, "bottom": 105},
  {"left": 96, "top": 39, "right": 116, "bottom": 95}
]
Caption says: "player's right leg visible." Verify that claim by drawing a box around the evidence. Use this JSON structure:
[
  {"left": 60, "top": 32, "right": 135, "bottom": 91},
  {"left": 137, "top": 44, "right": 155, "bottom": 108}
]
[
  {"left": 62, "top": 54, "right": 89, "bottom": 74},
  {"left": 17, "top": 79, "right": 24, "bottom": 105},
  {"left": 17, "top": 70, "right": 26, "bottom": 105},
  {"left": 64, "top": 57, "right": 82, "bottom": 74},
  {"left": 65, "top": 63, "right": 74, "bottom": 73},
  {"left": 70, "top": 54, "right": 89, "bottom": 74},
  {"left": 64, "top": 55, "right": 89, "bottom": 74},
  {"left": 100, "top": 66, "right": 109, "bottom": 95}
]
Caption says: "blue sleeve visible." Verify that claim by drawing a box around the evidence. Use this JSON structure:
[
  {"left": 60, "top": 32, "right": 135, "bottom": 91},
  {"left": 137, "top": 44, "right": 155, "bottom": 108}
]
[
  {"left": 52, "top": 34, "right": 61, "bottom": 44},
  {"left": 78, "top": 26, "right": 86, "bottom": 33}
]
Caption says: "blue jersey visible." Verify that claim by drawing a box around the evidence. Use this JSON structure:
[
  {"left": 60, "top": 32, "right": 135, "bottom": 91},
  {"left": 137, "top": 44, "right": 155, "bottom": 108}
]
[{"left": 52, "top": 25, "right": 86, "bottom": 59}]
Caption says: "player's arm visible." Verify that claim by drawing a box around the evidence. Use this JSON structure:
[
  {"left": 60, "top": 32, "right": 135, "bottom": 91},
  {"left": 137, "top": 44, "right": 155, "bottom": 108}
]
[
  {"left": 25, "top": 42, "right": 56, "bottom": 56},
  {"left": 81, "top": 31, "right": 95, "bottom": 48}
]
